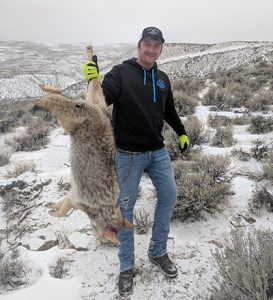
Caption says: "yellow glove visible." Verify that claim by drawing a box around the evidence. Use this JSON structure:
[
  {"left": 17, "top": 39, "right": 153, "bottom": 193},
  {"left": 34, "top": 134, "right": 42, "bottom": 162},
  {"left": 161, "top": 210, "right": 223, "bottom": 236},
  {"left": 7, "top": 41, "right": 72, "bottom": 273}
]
[
  {"left": 178, "top": 135, "right": 190, "bottom": 153},
  {"left": 83, "top": 56, "right": 102, "bottom": 81}
]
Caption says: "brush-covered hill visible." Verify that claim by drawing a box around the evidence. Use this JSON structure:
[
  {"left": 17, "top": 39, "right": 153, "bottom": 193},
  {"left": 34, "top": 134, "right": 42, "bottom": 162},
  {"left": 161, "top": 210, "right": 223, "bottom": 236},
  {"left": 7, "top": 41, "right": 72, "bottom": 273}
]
[{"left": 0, "top": 40, "right": 273, "bottom": 101}]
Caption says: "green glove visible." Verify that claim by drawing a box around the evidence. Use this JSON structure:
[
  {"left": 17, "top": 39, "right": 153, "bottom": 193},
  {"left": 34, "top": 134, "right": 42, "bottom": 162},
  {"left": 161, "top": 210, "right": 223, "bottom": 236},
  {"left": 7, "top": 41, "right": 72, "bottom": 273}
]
[
  {"left": 83, "top": 56, "right": 102, "bottom": 81},
  {"left": 178, "top": 135, "right": 190, "bottom": 153}
]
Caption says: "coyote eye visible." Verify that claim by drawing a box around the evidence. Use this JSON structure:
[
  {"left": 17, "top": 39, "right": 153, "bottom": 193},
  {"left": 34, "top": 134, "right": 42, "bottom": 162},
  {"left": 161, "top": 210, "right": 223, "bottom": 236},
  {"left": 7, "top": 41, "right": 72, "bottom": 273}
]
[{"left": 75, "top": 104, "right": 82, "bottom": 108}]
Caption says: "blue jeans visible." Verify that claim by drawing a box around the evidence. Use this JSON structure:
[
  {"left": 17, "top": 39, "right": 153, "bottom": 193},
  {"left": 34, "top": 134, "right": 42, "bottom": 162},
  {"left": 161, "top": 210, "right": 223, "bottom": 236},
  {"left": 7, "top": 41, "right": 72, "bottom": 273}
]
[{"left": 115, "top": 147, "right": 177, "bottom": 272}]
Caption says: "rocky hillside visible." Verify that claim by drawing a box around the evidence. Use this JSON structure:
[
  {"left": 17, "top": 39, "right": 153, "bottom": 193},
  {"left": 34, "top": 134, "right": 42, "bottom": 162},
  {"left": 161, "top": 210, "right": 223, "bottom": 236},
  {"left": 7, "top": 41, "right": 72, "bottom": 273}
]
[{"left": 0, "top": 40, "right": 273, "bottom": 101}]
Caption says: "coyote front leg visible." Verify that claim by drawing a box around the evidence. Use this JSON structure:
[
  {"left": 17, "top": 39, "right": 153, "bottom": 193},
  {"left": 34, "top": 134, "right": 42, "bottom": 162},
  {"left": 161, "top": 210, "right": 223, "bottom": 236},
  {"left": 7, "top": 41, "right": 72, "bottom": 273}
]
[{"left": 46, "top": 193, "right": 79, "bottom": 217}]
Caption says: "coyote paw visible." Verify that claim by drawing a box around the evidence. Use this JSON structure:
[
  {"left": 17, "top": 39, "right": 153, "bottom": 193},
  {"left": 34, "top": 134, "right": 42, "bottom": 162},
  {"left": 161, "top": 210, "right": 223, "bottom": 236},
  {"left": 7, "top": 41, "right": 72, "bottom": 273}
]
[
  {"left": 48, "top": 209, "right": 60, "bottom": 217},
  {"left": 45, "top": 202, "right": 58, "bottom": 209}
]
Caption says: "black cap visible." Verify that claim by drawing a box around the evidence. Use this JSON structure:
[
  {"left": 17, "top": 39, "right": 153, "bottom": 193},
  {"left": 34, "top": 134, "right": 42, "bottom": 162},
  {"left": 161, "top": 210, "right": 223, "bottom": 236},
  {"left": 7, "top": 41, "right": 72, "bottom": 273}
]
[{"left": 139, "top": 27, "right": 165, "bottom": 44}]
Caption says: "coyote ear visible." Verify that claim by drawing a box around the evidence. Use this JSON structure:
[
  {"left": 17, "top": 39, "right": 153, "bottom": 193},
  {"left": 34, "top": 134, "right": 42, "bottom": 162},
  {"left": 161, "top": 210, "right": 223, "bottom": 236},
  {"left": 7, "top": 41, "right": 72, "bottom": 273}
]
[{"left": 123, "top": 218, "right": 134, "bottom": 230}]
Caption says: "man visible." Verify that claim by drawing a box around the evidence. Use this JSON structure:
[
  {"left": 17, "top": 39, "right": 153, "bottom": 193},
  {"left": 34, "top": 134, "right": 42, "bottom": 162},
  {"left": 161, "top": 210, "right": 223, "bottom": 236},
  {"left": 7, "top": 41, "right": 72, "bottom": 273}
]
[{"left": 83, "top": 26, "right": 189, "bottom": 296}]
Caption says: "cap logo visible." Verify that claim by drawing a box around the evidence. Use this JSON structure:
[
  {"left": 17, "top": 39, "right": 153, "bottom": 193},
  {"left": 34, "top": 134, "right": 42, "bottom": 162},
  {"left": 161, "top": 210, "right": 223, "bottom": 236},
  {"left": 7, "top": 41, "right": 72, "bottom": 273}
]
[{"left": 147, "top": 28, "right": 160, "bottom": 35}]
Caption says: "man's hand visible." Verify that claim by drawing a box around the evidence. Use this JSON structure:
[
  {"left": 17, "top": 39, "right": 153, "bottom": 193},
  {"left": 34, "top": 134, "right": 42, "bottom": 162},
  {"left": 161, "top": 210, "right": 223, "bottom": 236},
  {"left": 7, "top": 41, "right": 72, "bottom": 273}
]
[
  {"left": 178, "top": 135, "right": 190, "bottom": 153},
  {"left": 83, "top": 55, "right": 102, "bottom": 81}
]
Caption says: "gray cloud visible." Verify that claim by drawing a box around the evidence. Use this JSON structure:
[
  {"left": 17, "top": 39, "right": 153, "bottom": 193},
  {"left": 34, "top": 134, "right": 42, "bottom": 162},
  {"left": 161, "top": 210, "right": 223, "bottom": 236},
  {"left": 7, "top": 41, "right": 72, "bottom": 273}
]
[{"left": 1, "top": 0, "right": 273, "bottom": 44}]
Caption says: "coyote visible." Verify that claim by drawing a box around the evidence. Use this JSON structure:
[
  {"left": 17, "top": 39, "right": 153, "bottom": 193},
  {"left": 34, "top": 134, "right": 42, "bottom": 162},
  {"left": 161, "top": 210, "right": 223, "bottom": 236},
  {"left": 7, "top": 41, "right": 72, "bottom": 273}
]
[{"left": 33, "top": 79, "right": 133, "bottom": 245}]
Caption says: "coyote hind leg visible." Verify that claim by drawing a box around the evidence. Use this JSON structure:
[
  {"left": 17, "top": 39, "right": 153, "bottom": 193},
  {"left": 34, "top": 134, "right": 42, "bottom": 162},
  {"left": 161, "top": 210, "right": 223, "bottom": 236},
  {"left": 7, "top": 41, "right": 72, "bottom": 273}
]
[{"left": 47, "top": 194, "right": 78, "bottom": 217}]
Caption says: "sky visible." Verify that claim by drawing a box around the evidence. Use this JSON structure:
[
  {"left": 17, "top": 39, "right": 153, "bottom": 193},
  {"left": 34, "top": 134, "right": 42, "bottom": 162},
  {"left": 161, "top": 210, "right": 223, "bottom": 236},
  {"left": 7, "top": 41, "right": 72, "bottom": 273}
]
[{"left": 1, "top": 0, "right": 273, "bottom": 45}]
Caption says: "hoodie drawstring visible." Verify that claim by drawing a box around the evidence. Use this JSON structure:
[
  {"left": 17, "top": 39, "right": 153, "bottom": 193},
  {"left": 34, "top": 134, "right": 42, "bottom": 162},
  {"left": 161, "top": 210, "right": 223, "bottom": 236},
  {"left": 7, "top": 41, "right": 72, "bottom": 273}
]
[
  {"left": 143, "top": 68, "right": 147, "bottom": 85},
  {"left": 152, "top": 69, "right": 156, "bottom": 103},
  {"left": 143, "top": 68, "right": 156, "bottom": 103}
]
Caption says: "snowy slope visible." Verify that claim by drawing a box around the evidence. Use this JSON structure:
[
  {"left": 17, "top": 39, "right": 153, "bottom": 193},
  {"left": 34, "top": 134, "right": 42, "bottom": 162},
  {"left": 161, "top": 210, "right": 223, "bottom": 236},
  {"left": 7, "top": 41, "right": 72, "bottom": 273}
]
[{"left": 1, "top": 41, "right": 273, "bottom": 101}]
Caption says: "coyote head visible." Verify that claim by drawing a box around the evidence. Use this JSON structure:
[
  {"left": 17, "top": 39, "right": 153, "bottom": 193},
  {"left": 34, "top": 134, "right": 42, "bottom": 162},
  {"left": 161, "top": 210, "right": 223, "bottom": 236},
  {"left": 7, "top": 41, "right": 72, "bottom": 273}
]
[{"left": 32, "top": 95, "right": 104, "bottom": 135}]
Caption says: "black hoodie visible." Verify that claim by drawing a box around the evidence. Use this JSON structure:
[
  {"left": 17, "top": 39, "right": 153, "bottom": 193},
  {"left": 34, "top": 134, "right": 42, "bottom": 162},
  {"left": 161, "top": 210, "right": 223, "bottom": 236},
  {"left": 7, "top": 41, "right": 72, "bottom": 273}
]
[{"left": 102, "top": 58, "right": 186, "bottom": 152}]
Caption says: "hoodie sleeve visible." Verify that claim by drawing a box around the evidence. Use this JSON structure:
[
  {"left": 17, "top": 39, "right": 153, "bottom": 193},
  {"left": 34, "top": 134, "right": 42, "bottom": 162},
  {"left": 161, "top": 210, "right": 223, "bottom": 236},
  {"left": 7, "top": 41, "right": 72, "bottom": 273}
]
[
  {"left": 101, "top": 66, "right": 121, "bottom": 105},
  {"left": 164, "top": 85, "right": 187, "bottom": 136}
]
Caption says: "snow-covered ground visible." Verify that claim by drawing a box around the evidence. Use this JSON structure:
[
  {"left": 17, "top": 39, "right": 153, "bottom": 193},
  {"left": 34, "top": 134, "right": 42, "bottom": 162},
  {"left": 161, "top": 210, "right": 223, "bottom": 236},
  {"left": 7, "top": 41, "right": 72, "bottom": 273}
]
[
  {"left": 0, "top": 41, "right": 273, "bottom": 299},
  {"left": 1, "top": 91, "right": 273, "bottom": 299}
]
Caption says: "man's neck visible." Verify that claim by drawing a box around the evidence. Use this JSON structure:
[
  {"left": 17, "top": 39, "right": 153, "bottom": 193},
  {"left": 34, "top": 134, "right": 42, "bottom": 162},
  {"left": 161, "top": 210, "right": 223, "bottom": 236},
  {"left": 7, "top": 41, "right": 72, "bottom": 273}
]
[{"left": 136, "top": 58, "right": 154, "bottom": 70}]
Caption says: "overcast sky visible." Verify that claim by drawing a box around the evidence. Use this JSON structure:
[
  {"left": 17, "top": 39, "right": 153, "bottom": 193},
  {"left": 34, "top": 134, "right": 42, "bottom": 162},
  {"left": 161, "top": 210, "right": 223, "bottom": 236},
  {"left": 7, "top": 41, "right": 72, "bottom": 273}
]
[{"left": 1, "top": 0, "right": 273, "bottom": 44}]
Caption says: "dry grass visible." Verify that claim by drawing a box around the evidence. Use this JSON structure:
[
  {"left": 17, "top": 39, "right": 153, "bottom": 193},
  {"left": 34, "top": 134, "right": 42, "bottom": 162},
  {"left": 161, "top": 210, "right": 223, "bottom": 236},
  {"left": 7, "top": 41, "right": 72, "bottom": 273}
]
[{"left": 5, "top": 161, "right": 36, "bottom": 178}]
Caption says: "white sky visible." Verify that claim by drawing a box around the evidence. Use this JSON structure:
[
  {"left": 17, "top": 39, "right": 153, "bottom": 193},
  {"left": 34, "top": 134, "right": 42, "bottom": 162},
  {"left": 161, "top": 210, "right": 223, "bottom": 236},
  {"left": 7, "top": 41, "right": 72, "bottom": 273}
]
[{"left": 1, "top": 0, "right": 273, "bottom": 44}]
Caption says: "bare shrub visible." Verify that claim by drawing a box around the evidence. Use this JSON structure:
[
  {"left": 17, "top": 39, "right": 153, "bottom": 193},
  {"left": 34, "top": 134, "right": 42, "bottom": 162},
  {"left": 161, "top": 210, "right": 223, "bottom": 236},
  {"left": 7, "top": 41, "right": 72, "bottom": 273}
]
[
  {"left": 250, "top": 185, "right": 273, "bottom": 213},
  {"left": 269, "top": 79, "right": 273, "bottom": 90},
  {"left": 134, "top": 208, "right": 152, "bottom": 234},
  {"left": 248, "top": 115, "right": 273, "bottom": 134},
  {"left": 246, "top": 92, "right": 273, "bottom": 112},
  {"left": 0, "top": 119, "right": 15, "bottom": 133},
  {"left": 262, "top": 150, "right": 273, "bottom": 181},
  {"left": 49, "top": 257, "right": 70, "bottom": 279},
  {"left": 172, "top": 78, "right": 204, "bottom": 97},
  {"left": 5, "top": 120, "right": 50, "bottom": 152},
  {"left": 203, "top": 87, "right": 229, "bottom": 110},
  {"left": 0, "top": 148, "right": 13, "bottom": 167},
  {"left": 225, "top": 83, "right": 251, "bottom": 107},
  {"left": 251, "top": 139, "right": 270, "bottom": 161},
  {"left": 173, "top": 90, "right": 198, "bottom": 116},
  {"left": 0, "top": 108, "right": 27, "bottom": 133},
  {"left": 164, "top": 126, "right": 181, "bottom": 161},
  {"left": 212, "top": 125, "right": 235, "bottom": 147},
  {"left": 5, "top": 161, "right": 36, "bottom": 178},
  {"left": 19, "top": 111, "right": 34, "bottom": 126},
  {"left": 0, "top": 249, "right": 27, "bottom": 291},
  {"left": 231, "top": 148, "right": 251, "bottom": 161},
  {"left": 208, "top": 114, "right": 232, "bottom": 128},
  {"left": 203, "top": 86, "right": 217, "bottom": 106},
  {"left": 210, "top": 228, "right": 273, "bottom": 300},
  {"left": 184, "top": 115, "right": 210, "bottom": 147},
  {"left": 173, "top": 154, "right": 232, "bottom": 221},
  {"left": 57, "top": 177, "right": 71, "bottom": 192},
  {"left": 232, "top": 113, "right": 252, "bottom": 125},
  {"left": 194, "top": 154, "right": 231, "bottom": 181}
]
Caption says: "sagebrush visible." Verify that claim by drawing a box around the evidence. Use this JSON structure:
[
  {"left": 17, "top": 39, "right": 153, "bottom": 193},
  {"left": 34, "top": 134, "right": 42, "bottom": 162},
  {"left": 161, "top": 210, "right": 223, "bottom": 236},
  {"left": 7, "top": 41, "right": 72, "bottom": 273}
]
[
  {"left": 210, "top": 228, "right": 273, "bottom": 300},
  {"left": 172, "top": 154, "right": 232, "bottom": 221}
]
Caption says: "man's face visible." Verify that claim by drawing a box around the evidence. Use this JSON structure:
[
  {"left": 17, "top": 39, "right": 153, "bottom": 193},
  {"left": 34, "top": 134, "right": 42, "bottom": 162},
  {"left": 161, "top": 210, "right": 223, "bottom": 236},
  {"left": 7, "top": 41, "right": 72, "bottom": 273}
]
[{"left": 137, "top": 37, "right": 163, "bottom": 69}]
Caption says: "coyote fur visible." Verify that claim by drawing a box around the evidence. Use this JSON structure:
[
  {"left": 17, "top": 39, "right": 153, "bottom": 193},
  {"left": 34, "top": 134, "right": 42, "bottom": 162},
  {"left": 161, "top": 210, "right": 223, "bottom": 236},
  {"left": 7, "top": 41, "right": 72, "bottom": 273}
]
[{"left": 33, "top": 79, "right": 133, "bottom": 245}]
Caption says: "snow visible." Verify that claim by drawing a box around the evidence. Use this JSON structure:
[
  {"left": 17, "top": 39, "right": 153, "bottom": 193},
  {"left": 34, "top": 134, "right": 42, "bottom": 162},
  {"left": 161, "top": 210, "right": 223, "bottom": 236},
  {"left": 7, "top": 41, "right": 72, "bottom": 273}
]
[
  {"left": 0, "top": 41, "right": 273, "bottom": 299},
  {"left": 1, "top": 105, "right": 271, "bottom": 299},
  {"left": 0, "top": 272, "right": 81, "bottom": 300}
]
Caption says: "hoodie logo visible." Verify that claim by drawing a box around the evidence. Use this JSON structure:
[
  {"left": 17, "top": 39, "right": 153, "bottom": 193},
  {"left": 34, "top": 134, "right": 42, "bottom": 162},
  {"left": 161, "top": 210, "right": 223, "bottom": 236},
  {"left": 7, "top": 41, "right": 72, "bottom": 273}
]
[{"left": 156, "top": 79, "right": 166, "bottom": 91}]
